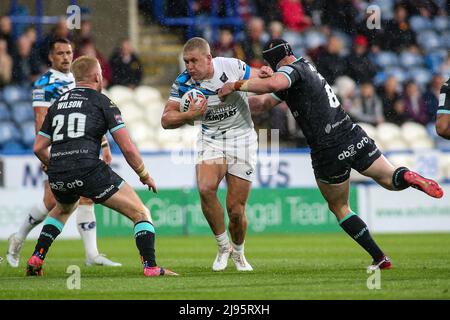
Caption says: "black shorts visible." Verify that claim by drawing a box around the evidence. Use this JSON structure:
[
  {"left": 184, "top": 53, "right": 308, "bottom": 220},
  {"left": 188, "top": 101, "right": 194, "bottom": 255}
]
[
  {"left": 48, "top": 161, "right": 124, "bottom": 204},
  {"left": 311, "top": 125, "right": 382, "bottom": 184}
]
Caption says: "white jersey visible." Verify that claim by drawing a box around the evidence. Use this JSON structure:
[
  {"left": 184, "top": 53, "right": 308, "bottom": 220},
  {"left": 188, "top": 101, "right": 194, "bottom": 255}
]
[
  {"left": 169, "top": 57, "right": 254, "bottom": 138},
  {"left": 32, "top": 68, "right": 75, "bottom": 108}
]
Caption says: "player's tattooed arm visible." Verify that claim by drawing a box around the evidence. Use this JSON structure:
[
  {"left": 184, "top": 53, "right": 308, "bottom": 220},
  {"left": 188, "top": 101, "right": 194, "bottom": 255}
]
[
  {"left": 248, "top": 94, "right": 280, "bottom": 113},
  {"left": 161, "top": 99, "right": 207, "bottom": 129},
  {"left": 101, "top": 135, "right": 112, "bottom": 164}
]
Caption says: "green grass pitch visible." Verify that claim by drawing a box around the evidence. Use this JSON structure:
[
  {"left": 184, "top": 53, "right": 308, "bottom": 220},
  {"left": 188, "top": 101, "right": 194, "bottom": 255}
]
[{"left": 1, "top": 233, "right": 449, "bottom": 300}]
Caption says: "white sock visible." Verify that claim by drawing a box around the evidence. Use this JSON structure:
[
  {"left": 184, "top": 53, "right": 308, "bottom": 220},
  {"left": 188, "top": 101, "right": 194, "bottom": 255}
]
[
  {"left": 76, "top": 205, "right": 99, "bottom": 260},
  {"left": 215, "top": 231, "right": 230, "bottom": 249},
  {"left": 16, "top": 202, "right": 49, "bottom": 240},
  {"left": 231, "top": 241, "right": 244, "bottom": 253}
]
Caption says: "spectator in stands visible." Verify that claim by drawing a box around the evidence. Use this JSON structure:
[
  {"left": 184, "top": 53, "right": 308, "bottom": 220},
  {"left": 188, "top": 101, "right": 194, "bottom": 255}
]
[
  {"left": 11, "top": 35, "right": 40, "bottom": 84},
  {"left": 334, "top": 75, "right": 356, "bottom": 113},
  {"left": 314, "top": 35, "right": 346, "bottom": 84},
  {"left": 383, "top": 4, "right": 416, "bottom": 52},
  {"left": 321, "top": 0, "right": 359, "bottom": 35},
  {"left": 212, "top": 28, "right": 245, "bottom": 59},
  {"left": 22, "top": 26, "right": 41, "bottom": 73},
  {"left": 0, "top": 15, "right": 14, "bottom": 55},
  {"left": 253, "top": 0, "right": 281, "bottom": 24},
  {"left": 268, "top": 21, "right": 284, "bottom": 40},
  {"left": 0, "top": 37, "right": 12, "bottom": 87},
  {"left": 73, "top": 16, "right": 94, "bottom": 50},
  {"left": 348, "top": 82, "right": 384, "bottom": 126},
  {"left": 423, "top": 73, "right": 444, "bottom": 123},
  {"left": 380, "top": 76, "right": 401, "bottom": 123},
  {"left": 389, "top": 99, "right": 411, "bottom": 125},
  {"left": 237, "top": 0, "right": 256, "bottom": 23},
  {"left": 109, "top": 38, "right": 143, "bottom": 88},
  {"left": 345, "top": 35, "right": 377, "bottom": 85},
  {"left": 241, "top": 17, "right": 266, "bottom": 68},
  {"left": 278, "top": 0, "right": 312, "bottom": 32},
  {"left": 75, "top": 39, "right": 112, "bottom": 88},
  {"left": 403, "top": 80, "right": 429, "bottom": 125},
  {"left": 39, "top": 18, "right": 72, "bottom": 66}
]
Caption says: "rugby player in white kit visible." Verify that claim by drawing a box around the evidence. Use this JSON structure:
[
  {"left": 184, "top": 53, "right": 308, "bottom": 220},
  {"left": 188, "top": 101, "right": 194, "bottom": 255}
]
[{"left": 162, "top": 37, "right": 271, "bottom": 271}]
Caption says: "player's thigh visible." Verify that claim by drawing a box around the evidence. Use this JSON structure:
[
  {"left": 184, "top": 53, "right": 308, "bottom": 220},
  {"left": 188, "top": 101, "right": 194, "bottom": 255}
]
[
  {"left": 316, "top": 178, "right": 350, "bottom": 209},
  {"left": 43, "top": 179, "right": 56, "bottom": 210},
  {"left": 196, "top": 159, "right": 228, "bottom": 194},
  {"left": 225, "top": 173, "right": 252, "bottom": 212},
  {"left": 360, "top": 155, "right": 395, "bottom": 189},
  {"left": 101, "top": 182, "right": 149, "bottom": 222}
]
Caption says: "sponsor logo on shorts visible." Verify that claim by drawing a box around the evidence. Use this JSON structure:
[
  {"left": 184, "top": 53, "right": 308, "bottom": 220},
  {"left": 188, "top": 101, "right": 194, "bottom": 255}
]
[
  {"left": 246, "top": 169, "right": 254, "bottom": 176},
  {"left": 368, "top": 148, "right": 378, "bottom": 157},
  {"left": 337, "top": 136, "right": 370, "bottom": 160},
  {"left": 50, "top": 179, "right": 84, "bottom": 191},
  {"left": 95, "top": 184, "right": 115, "bottom": 199}
]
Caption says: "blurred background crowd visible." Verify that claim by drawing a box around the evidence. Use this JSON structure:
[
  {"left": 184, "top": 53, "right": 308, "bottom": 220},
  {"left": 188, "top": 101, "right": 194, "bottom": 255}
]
[{"left": 0, "top": 0, "right": 449, "bottom": 152}]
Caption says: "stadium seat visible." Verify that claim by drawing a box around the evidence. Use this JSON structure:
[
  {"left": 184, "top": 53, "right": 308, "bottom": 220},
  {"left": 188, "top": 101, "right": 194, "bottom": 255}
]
[
  {"left": 416, "top": 30, "right": 440, "bottom": 51},
  {"left": 383, "top": 139, "right": 408, "bottom": 151},
  {"left": 1, "top": 141, "right": 25, "bottom": 153},
  {"left": 374, "top": 51, "right": 398, "bottom": 68},
  {"left": 407, "top": 67, "right": 432, "bottom": 90},
  {"left": 387, "top": 153, "right": 415, "bottom": 168},
  {"left": 128, "top": 120, "right": 151, "bottom": 144},
  {"left": 108, "top": 85, "right": 134, "bottom": 105},
  {"left": 2, "top": 86, "right": 24, "bottom": 105},
  {"left": 400, "top": 122, "right": 428, "bottom": 144},
  {"left": 143, "top": 102, "right": 165, "bottom": 128},
  {"left": 0, "top": 102, "right": 11, "bottom": 121},
  {"left": 119, "top": 102, "right": 143, "bottom": 123},
  {"left": 357, "top": 122, "right": 377, "bottom": 140},
  {"left": 399, "top": 51, "right": 424, "bottom": 69},
  {"left": 384, "top": 66, "right": 407, "bottom": 83},
  {"left": 425, "top": 49, "right": 448, "bottom": 73},
  {"left": 408, "top": 137, "right": 434, "bottom": 150},
  {"left": 11, "top": 102, "right": 34, "bottom": 123},
  {"left": 409, "top": 15, "right": 432, "bottom": 32},
  {"left": 376, "top": 122, "right": 401, "bottom": 142},
  {"left": 20, "top": 121, "right": 36, "bottom": 147},
  {"left": 440, "top": 31, "right": 450, "bottom": 49},
  {"left": 303, "top": 29, "right": 327, "bottom": 49},
  {"left": 372, "top": 0, "right": 394, "bottom": 20},
  {"left": 0, "top": 121, "right": 20, "bottom": 145},
  {"left": 135, "top": 85, "right": 162, "bottom": 108},
  {"left": 433, "top": 16, "right": 449, "bottom": 32}
]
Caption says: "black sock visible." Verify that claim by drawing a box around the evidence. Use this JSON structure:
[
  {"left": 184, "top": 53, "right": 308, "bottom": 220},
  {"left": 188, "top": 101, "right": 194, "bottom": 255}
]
[
  {"left": 134, "top": 221, "right": 156, "bottom": 268},
  {"left": 33, "top": 224, "right": 61, "bottom": 260},
  {"left": 392, "top": 166, "right": 410, "bottom": 190},
  {"left": 339, "top": 212, "right": 384, "bottom": 262}
]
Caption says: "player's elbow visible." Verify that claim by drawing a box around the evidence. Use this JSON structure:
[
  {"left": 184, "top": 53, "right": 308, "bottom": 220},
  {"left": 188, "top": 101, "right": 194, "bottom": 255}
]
[
  {"left": 436, "top": 117, "right": 450, "bottom": 139},
  {"left": 161, "top": 116, "right": 170, "bottom": 129}
]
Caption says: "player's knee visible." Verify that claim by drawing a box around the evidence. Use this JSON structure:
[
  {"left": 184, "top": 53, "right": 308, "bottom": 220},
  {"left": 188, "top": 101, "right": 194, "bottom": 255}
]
[
  {"left": 198, "top": 182, "right": 218, "bottom": 199},
  {"left": 227, "top": 204, "right": 245, "bottom": 223},
  {"left": 328, "top": 202, "right": 349, "bottom": 216}
]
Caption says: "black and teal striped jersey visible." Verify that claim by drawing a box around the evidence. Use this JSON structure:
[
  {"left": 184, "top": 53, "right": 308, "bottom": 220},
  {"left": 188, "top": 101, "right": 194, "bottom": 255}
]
[
  {"left": 272, "top": 57, "right": 354, "bottom": 152},
  {"left": 437, "top": 78, "right": 450, "bottom": 115},
  {"left": 32, "top": 68, "right": 75, "bottom": 108},
  {"left": 39, "top": 87, "right": 124, "bottom": 172}
]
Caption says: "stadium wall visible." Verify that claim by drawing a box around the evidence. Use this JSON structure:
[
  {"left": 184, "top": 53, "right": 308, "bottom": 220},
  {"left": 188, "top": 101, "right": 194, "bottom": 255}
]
[{"left": 0, "top": 153, "right": 449, "bottom": 239}]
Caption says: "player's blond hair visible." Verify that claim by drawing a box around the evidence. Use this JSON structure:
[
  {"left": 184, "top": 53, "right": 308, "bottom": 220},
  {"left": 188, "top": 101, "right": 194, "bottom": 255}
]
[
  {"left": 71, "top": 56, "right": 100, "bottom": 82},
  {"left": 183, "top": 37, "right": 211, "bottom": 56}
]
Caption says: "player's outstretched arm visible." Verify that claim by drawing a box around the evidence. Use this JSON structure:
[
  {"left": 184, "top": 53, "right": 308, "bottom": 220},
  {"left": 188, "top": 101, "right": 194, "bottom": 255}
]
[
  {"left": 436, "top": 114, "right": 450, "bottom": 139},
  {"left": 248, "top": 94, "right": 280, "bottom": 113},
  {"left": 218, "top": 73, "right": 290, "bottom": 101},
  {"left": 111, "top": 127, "right": 157, "bottom": 193},
  {"left": 161, "top": 99, "right": 207, "bottom": 129}
]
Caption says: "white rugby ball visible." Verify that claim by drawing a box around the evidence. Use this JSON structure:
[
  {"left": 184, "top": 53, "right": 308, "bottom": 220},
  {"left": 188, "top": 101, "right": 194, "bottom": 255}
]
[{"left": 180, "top": 88, "right": 207, "bottom": 113}]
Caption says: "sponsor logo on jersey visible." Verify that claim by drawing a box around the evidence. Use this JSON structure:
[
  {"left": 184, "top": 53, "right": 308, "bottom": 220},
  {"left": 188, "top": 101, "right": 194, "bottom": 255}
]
[
  {"left": 115, "top": 114, "right": 124, "bottom": 124},
  {"left": 220, "top": 72, "right": 228, "bottom": 83},
  {"left": 32, "top": 89, "right": 45, "bottom": 101}
]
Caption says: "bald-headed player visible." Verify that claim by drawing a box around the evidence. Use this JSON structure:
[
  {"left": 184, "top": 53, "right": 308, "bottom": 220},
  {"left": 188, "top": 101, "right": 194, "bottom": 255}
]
[
  {"left": 162, "top": 37, "right": 272, "bottom": 271},
  {"left": 27, "top": 56, "right": 177, "bottom": 277},
  {"left": 436, "top": 77, "right": 450, "bottom": 139},
  {"left": 219, "top": 39, "right": 444, "bottom": 270},
  {"left": 7, "top": 38, "right": 120, "bottom": 268}
]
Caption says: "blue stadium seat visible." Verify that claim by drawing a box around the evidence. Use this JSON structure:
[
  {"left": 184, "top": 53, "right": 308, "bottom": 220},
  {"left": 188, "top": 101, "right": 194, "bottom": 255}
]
[
  {"left": 407, "top": 67, "right": 432, "bottom": 89},
  {"left": 440, "top": 31, "right": 450, "bottom": 49},
  {"left": 0, "top": 102, "right": 11, "bottom": 121},
  {"left": 384, "top": 66, "right": 408, "bottom": 83},
  {"left": 409, "top": 15, "right": 432, "bottom": 32},
  {"left": 374, "top": 51, "right": 398, "bottom": 68},
  {"left": 433, "top": 16, "right": 449, "bottom": 32},
  {"left": 303, "top": 30, "right": 326, "bottom": 49},
  {"left": 372, "top": 0, "right": 394, "bottom": 21},
  {"left": 2, "top": 86, "right": 24, "bottom": 105},
  {"left": 417, "top": 30, "right": 440, "bottom": 51},
  {"left": 373, "top": 71, "right": 387, "bottom": 87},
  {"left": 20, "top": 121, "right": 36, "bottom": 147},
  {"left": 399, "top": 51, "right": 424, "bottom": 69},
  {"left": 0, "top": 141, "right": 25, "bottom": 154},
  {"left": 425, "top": 49, "right": 448, "bottom": 73},
  {"left": 11, "top": 102, "right": 34, "bottom": 123},
  {"left": 0, "top": 121, "right": 20, "bottom": 145}
]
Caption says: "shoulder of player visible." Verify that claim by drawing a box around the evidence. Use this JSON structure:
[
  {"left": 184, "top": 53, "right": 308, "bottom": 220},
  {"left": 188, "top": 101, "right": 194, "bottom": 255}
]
[
  {"left": 174, "top": 70, "right": 192, "bottom": 85},
  {"left": 33, "top": 71, "right": 53, "bottom": 88}
]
